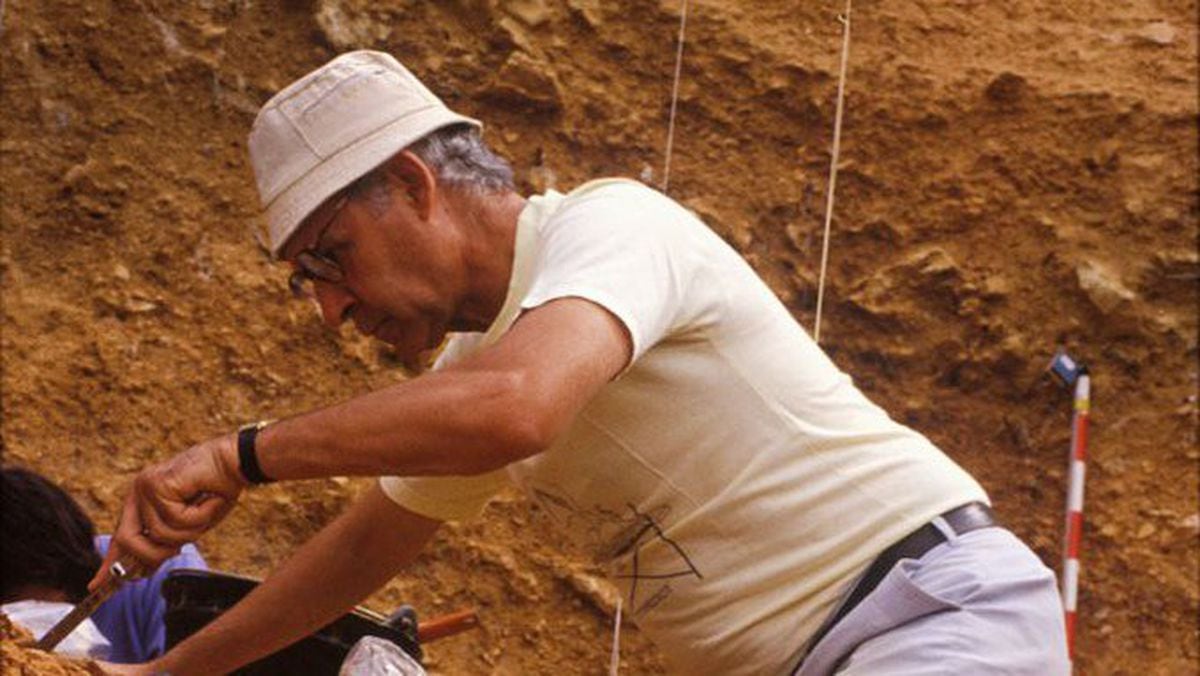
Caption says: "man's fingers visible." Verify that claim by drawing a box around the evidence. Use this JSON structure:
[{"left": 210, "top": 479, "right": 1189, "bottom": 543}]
[
  {"left": 138, "top": 493, "right": 232, "bottom": 547},
  {"left": 134, "top": 442, "right": 243, "bottom": 531},
  {"left": 115, "top": 512, "right": 181, "bottom": 574},
  {"left": 119, "top": 533, "right": 180, "bottom": 573},
  {"left": 109, "top": 489, "right": 177, "bottom": 576},
  {"left": 137, "top": 500, "right": 208, "bottom": 548},
  {"left": 88, "top": 540, "right": 121, "bottom": 592},
  {"left": 156, "top": 492, "right": 229, "bottom": 532},
  {"left": 95, "top": 436, "right": 246, "bottom": 592},
  {"left": 185, "top": 493, "right": 233, "bottom": 524},
  {"left": 89, "top": 494, "right": 140, "bottom": 591}
]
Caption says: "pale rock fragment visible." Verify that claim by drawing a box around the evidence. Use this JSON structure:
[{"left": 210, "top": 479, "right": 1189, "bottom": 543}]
[
  {"left": 506, "top": 0, "right": 552, "bottom": 27},
  {"left": 1075, "top": 259, "right": 1136, "bottom": 314},
  {"left": 315, "top": 0, "right": 392, "bottom": 51},
  {"left": 566, "top": 0, "right": 604, "bottom": 28},
  {"left": 487, "top": 51, "right": 563, "bottom": 111},
  {"left": 1132, "top": 21, "right": 1176, "bottom": 46},
  {"left": 1180, "top": 513, "right": 1200, "bottom": 534}
]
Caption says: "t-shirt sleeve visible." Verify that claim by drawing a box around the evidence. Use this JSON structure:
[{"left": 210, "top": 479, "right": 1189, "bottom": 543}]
[
  {"left": 377, "top": 333, "right": 510, "bottom": 522},
  {"left": 519, "top": 182, "right": 699, "bottom": 368},
  {"left": 379, "top": 471, "right": 508, "bottom": 522}
]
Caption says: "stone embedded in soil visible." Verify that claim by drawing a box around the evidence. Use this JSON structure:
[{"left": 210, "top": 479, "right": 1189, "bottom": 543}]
[
  {"left": 1180, "top": 513, "right": 1200, "bottom": 533},
  {"left": 985, "top": 71, "right": 1028, "bottom": 106},
  {"left": 1075, "top": 259, "right": 1137, "bottom": 314},
  {"left": 314, "top": 0, "right": 394, "bottom": 51},
  {"left": 1132, "top": 21, "right": 1177, "bottom": 46},
  {"left": 506, "top": 0, "right": 552, "bottom": 27},
  {"left": 565, "top": 0, "right": 603, "bottom": 27},
  {"left": 486, "top": 51, "right": 564, "bottom": 111}
]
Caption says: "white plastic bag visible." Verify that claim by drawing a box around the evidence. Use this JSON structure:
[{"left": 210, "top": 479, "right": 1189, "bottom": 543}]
[
  {"left": 1, "top": 600, "right": 113, "bottom": 660},
  {"left": 338, "top": 635, "right": 426, "bottom": 676}
]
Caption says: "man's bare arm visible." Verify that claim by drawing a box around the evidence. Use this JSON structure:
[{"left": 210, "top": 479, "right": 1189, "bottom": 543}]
[
  {"left": 145, "top": 485, "right": 439, "bottom": 676},
  {"left": 94, "top": 296, "right": 629, "bottom": 588},
  {"left": 256, "top": 296, "right": 632, "bottom": 479}
]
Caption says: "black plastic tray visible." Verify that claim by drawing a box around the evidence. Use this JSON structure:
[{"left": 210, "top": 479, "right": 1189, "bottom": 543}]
[{"left": 162, "top": 569, "right": 421, "bottom": 675}]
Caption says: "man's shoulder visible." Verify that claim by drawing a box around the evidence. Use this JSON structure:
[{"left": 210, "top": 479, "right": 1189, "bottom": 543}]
[
  {"left": 559, "top": 177, "right": 663, "bottom": 207},
  {"left": 540, "top": 177, "right": 694, "bottom": 238}
]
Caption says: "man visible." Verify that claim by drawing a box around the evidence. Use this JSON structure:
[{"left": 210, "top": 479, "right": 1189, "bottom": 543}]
[
  {"left": 95, "top": 50, "right": 1068, "bottom": 675},
  {"left": 0, "top": 467, "right": 207, "bottom": 663}
]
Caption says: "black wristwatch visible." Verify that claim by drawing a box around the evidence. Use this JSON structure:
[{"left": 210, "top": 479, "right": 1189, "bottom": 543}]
[{"left": 237, "top": 420, "right": 275, "bottom": 485}]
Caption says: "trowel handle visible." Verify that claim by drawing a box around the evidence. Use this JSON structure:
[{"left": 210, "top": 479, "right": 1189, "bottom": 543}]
[{"left": 417, "top": 608, "right": 479, "bottom": 643}]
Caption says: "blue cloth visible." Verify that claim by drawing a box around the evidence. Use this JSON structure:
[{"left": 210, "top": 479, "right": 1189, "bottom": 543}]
[{"left": 91, "top": 536, "right": 208, "bottom": 664}]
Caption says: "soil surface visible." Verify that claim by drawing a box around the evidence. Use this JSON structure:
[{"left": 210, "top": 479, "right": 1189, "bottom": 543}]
[
  {"left": 0, "top": 615, "right": 101, "bottom": 675},
  {"left": 2, "top": 1, "right": 1197, "bottom": 674}
]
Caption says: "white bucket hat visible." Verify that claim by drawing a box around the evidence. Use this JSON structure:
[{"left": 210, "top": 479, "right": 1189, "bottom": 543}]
[{"left": 248, "top": 50, "right": 481, "bottom": 257}]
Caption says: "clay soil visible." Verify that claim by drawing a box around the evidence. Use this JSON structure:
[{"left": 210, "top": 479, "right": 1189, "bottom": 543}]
[{"left": 2, "top": 1, "right": 1197, "bottom": 674}]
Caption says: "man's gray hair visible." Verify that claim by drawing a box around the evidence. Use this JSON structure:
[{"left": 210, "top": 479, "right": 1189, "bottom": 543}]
[{"left": 408, "top": 123, "right": 515, "bottom": 195}]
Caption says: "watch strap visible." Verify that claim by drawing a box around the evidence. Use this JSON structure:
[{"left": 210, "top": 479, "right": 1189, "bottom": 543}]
[{"left": 237, "top": 420, "right": 275, "bottom": 485}]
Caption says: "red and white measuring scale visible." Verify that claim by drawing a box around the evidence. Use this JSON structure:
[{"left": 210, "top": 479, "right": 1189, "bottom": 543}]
[{"left": 1049, "top": 350, "right": 1090, "bottom": 665}]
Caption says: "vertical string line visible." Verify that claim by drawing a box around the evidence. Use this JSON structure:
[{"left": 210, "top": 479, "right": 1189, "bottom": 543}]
[
  {"left": 661, "top": 0, "right": 690, "bottom": 194},
  {"left": 813, "top": 0, "right": 853, "bottom": 343}
]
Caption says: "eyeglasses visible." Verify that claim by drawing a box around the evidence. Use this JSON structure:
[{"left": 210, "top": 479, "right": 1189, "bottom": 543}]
[{"left": 288, "top": 194, "right": 350, "bottom": 298}]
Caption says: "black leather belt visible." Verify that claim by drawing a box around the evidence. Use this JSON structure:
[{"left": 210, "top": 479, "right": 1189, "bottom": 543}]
[{"left": 801, "top": 502, "right": 998, "bottom": 660}]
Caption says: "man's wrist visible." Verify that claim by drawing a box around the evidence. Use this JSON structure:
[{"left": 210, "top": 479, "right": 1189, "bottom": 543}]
[
  {"left": 236, "top": 420, "right": 276, "bottom": 485},
  {"left": 216, "top": 432, "right": 251, "bottom": 489}
]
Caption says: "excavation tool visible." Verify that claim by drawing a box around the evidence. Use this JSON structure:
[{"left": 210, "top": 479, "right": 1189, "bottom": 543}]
[
  {"left": 33, "top": 561, "right": 135, "bottom": 652},
  {"left": 413, "top": 608, "right": 479, "bottom": 643},
  {"left": 1047, "top": 349, "right": 1090, "bottom": 666}
]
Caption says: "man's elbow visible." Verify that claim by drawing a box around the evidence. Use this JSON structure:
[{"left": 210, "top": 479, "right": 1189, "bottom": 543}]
[{"left": 473, "top": 371, "right": 558, "bottom": 471}]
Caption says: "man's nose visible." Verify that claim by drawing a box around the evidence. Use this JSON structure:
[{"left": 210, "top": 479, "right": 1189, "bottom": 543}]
[{"left": 314, "top": 283, "right": 355, "bottom": 329}]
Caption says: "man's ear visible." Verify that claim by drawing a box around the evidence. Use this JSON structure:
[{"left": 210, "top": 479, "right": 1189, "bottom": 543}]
[{"left": 381, "top": 151, "right": 438, "bottom": 221}]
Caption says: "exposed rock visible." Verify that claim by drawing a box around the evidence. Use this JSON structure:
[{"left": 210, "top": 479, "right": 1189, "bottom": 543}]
[
  {"left": 1132, "top": 21, "right": 1176, "bottom": 46},
  {"left": 497, "top": 16, "right": 537, "bottom": 54},
  {"left": 1180, "top": 513, "right": 1200, "bottom": 534},
  {"left": 979, "top": 273, "right": 1011, "bottom": 300},
  {"left": 910, "top": 246, "right": 959, "bottom": 278},
  {"left": 1076, "top": 259, "right": 1137, "bottom": 314},
  {"left": 485, "top": 51, "right": 563, "bottom": 111},
  {"left": 314, "top": 0, "right": 393, "bottom": 50},
  {"left": 505, "top": 0, "right": 552, "bottom": 27},
  {"left": 848, "top": 246, "right": 964, "bottom": 318},
  {"left": 61, "top": 158, "right": 129, "bottom": 218},
  {"left": 1084, "top": 139, "right": 1121, "bottom": 175},
  {"left": 985, "top": 71, "right": 1028, "bottom": 106},
  {"left": 566, "top": 0, "right": 604, "bottom": 28}
]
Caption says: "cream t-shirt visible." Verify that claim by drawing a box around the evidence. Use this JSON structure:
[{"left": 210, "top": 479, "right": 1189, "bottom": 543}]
[{"left": 380, "top": 179, "right": 987, "bottom": 675}]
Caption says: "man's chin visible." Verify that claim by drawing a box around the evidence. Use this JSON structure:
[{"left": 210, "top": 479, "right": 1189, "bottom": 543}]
[{"left": 397, "top": 346, "right": 440, "bottom": 377}]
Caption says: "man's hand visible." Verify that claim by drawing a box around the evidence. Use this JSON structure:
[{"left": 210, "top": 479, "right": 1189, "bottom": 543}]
[{"left": 89, "top": 433, "right": 245, "bottom": 591}]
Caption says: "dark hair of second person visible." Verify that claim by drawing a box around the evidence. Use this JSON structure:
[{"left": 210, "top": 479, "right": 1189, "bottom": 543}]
[{"left": 0, "top": 466, "right": 102, "bottom": 604}]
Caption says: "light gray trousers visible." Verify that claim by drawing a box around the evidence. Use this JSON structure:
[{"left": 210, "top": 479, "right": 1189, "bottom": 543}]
[{"left": 795, "top": 521, "right": 1070, "bottom": 675}]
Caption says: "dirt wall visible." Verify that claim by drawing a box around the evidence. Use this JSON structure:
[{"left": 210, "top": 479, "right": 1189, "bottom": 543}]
[{"left": 2, "top": 0, "right": 1197, "bottom": 673}]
